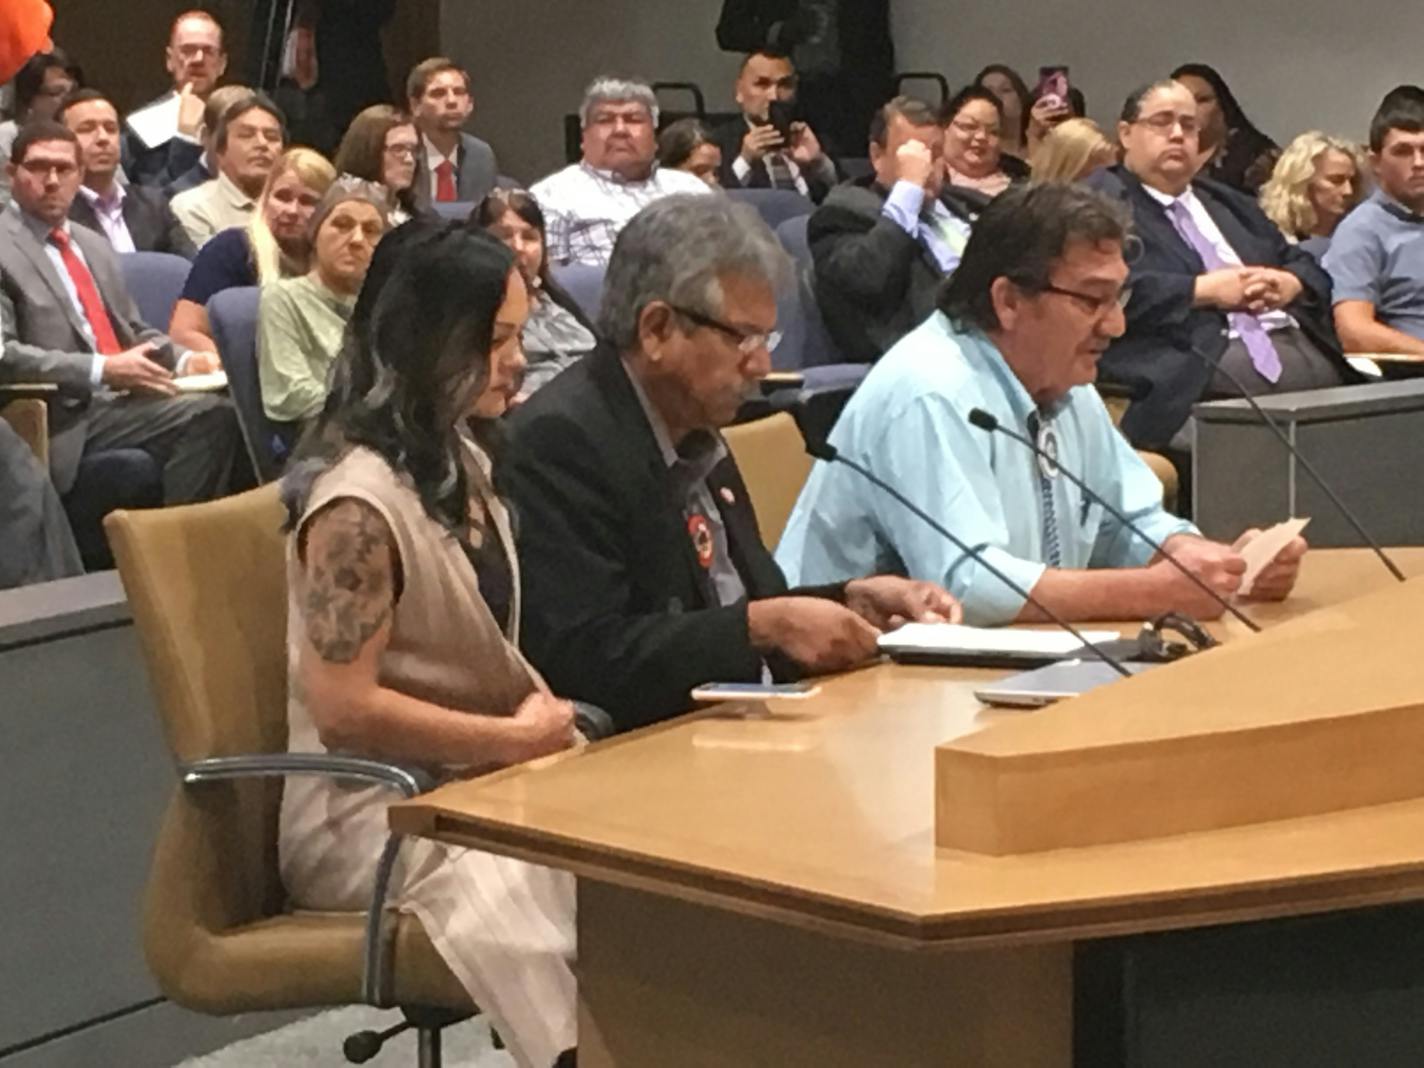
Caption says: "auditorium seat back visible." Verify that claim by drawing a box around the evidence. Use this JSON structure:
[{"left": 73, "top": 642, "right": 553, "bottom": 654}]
[
  {"left": 210, "top": 287, "right": 296, "bottom": 484},
  {"left": 726, "top": 188, "right": 815, "bottom": 231},
  {"left": 549, "top": 262, "right": 606, "bottom": 322},
  {"left": 775, "top": 215, "right": 847, "bottom": 368},
  {"left": 121, "top": 251, "right": 192, "bottom": 331}
]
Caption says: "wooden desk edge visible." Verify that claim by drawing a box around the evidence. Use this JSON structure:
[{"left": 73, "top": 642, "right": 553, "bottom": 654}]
[{"left": 390, "top": 796, "right": 1424, "bottom": 952}]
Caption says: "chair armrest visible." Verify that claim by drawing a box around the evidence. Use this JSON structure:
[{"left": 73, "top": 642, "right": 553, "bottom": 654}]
[
  {"left": 177, "top": 752, "right": 435, "bottom": 1007},
  {"left": 0, "top": 382, "right": 61, "bottom": 399},
  {"left": 179, "top": 753, "right": 433, "bottom": 798}
]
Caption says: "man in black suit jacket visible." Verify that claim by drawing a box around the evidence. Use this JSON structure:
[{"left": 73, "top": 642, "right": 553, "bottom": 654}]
[
  {"left": 716, "top": 0, "right": 893, "bottom": 159},
  {"left": 502, "top": 194, "right": 958, "bottom": 732},
  {"left": 61, "top": 91, "right": 197, "bottom": 260},
  {"left": 1090, "top": 80, "right": 1355, "bottom": 449},
  {"left": 810, "top": 97, "right": 985, "bottom": 363},
  {"left": 712, "top": 50, "right": 837, "bottom": 204}
]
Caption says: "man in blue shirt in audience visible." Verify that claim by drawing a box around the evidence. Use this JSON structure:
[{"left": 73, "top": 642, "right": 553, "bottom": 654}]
[
  {"left": 776, "top": 182, "right": 1308, "bottom": 625},
  {"left": 1326, "top": 87, "right": 1424, "bottom": 356}
]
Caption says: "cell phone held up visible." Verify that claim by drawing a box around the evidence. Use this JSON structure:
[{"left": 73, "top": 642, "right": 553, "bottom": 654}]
[
  {"left": 766, "top": 100, "right": 796, "bottom": 143},
  {"left": 1035, "top": 66, "right": 1070, "bottom": 111}
]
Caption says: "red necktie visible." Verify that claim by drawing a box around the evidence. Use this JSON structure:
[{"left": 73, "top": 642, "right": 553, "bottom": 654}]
[
  {"left": 49, "top": 228, "right": 120, "bottom": 355},
  {"left": 434, "top": 159, "right": 457, "bottom": 202}
]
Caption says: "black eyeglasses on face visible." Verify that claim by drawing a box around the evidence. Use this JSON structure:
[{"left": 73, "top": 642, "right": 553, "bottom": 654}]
[
  {"left": 1037, "top": 283, "right": 1133, "bottom": 316},
  {"left": 668, "top": 303, "right": 781, "bottom": 355}
]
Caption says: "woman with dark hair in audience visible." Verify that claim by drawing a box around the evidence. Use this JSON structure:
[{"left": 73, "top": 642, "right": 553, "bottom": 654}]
[
  {"left": 942, "top": 85, "right": 1014, "bottom": 197},
  {"left": 472, "top": 188, "right": 598, "bottom": 399},
  {"left": 279, "top": 223, "right": 579, "bottom": 1068},
  {"left": 258, "top": 177, "right": 389, "bottom": 424},
  {"left": 169, "top": 147, "right": 336, "bottom": 353},
  {"left": 1171, "top": 63, "right": 1280, "bottom": 193},
  {"left": 973, "top": 63, "right": 1031, "bottom": 171},
  {"left": 0, "top": 47, "right": 78, "bottom": 192},
  {"left": 332, "top": 103, "right": 420, "bottom": 224},
  {"left": 1259, "top": 131, "right": 1367, "bottom": 245},
  {"left": 656, "top": 116, "right": 722, "bottom": 188}
]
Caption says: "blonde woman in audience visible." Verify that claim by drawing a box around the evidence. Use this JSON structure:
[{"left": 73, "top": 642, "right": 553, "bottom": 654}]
[
  {"left": 942, "top": 85, "right": 1013, "bottom": 197},
  {"left": 1029, "top": 118, "right": 1119, "bottom": 182},
  {"left": 258, "top": 179, "right": 389, "bottom": 424},
  {"left": 332, "top": 104, "right": 420, "bottom": 224},
  {"left": 169, "top": 147, "right": 336, "bottom": 353},
  {"left": 1260, "top": 132, "right": 1367, "bottom": 244},
  {"left": 280, "top": 224, "right": 580, "bottom": 1068}
]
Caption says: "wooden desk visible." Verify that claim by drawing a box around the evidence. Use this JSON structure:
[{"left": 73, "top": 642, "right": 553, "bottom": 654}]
[{"left": 392, "top": 550, "right": 1424, "bottom": 1067}]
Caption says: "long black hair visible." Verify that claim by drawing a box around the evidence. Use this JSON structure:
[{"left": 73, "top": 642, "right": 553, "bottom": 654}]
[
  {"left": 1169, "top": 63, "right": 1268, "bottom": 145},
  {"left": 284, "top": 220, "right": 517, "bottom": 534}
]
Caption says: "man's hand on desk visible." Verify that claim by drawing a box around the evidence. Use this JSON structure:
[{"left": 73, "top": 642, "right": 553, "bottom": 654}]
[
  {"left": 843, "top": 575, "right": 962, "bottom": 630},
  {"left": 1233, "top": 528, "right": 1309, "bottom": 601},
  {"left": 747, "top": 596, "right": 881, "bottom": 673},
  {"left": 1151, "top": 534, "right": 1247, "bottom": 619}
]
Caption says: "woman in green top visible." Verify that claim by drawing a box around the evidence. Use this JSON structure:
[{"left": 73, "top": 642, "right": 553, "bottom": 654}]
[{"left": 258, "top": 178, "right": 390, "bottom": 424}]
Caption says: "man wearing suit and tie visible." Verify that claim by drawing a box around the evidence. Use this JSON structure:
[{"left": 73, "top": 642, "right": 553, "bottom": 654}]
[
  {"left": 712, "top": 49, "right": 837, "bottom": 204},
  {"left": 1090, "top": 79, "right": 1355, "bottom": 450},
  {"left": 407, "top": 57, "right": 498, "bottom": 209},
  {"left": 61, "top": 90, "right": 197, "bottom": 259},
  {"left": 0, "top": 122, "right": 240, "bottom": 505}
]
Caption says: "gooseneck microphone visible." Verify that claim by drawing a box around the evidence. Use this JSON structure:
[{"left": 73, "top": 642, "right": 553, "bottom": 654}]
[
  {"left": 1184, "top": 346, "right": 1406, "bottom": 582},
  {"left": 967, "top": 408, "right": 1262, "bottom": 632},
  {"left": 792, "top": 422, "right": 1133, "bottom": 678}
]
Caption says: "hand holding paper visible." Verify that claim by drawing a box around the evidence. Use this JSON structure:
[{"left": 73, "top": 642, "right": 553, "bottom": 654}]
[{"left": 1235, "top": 518, "right": 1310, "bottom": 599}]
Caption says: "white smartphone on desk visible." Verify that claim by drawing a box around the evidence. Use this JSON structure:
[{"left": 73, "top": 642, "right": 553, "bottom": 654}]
[{"left": 690, "top": 681, "right": 822, "bottom": 702}]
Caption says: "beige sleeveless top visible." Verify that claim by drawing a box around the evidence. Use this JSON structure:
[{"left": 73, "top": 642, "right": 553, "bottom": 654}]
[{"left": 283, "top": 440, "right": 541, "bottom": 771}]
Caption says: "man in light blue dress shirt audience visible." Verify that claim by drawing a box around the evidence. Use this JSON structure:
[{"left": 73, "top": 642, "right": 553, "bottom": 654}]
[{"left": 777, "top": 182, "right": 1308, "bottom": 625}]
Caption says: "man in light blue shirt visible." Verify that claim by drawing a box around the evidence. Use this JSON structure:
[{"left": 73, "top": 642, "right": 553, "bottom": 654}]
[
  {"left": 1327, "top": 87, "right": 1424, "bottom": 356},
  {"left": 778, "top": 182, "right": 1308, "bottom": 625}
]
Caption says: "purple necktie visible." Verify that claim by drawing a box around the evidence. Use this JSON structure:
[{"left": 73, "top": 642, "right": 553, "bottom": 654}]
[{"left": 1165, "top": 199, "right": 1282, "bottom": 384}]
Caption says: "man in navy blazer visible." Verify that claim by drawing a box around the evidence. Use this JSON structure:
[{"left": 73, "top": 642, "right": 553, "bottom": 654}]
[{"left": 1090, "top": 79, "right": 1354, "bottom": 449}]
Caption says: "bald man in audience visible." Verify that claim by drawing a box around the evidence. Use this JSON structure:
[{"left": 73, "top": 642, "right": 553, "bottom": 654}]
[{"left": 123, "top": 9, "right": 227, "bottom": 187}]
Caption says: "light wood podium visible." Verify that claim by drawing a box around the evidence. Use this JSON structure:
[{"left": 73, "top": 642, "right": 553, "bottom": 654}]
[{"left": 390, "top": 551, "right": 1424, "bottom": 1067}]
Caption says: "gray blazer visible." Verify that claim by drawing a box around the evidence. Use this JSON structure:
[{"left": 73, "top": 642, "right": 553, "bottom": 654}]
[
  {"left": 412, "top": 132, "right": 499, "bottom": 208},
  {"left": 0, "top": 209, "right": 180, "bottom": 491}
]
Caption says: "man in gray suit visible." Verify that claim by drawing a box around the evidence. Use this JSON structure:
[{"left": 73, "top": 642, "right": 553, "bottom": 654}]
[
  {"left": 407, "top": 57, "right": 498, "bottom": 208},
  {"left": 1, "top": 121, "right": 241, "bottom": 505}
]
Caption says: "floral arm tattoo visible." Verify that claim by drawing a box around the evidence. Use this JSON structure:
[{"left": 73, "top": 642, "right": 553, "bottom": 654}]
[{"left": 301, "top": 499, "right": 395, "bottom": 664}]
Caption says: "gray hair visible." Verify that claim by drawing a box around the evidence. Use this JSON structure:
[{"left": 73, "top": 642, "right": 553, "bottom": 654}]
[
  {"left": 599, "top": 194, "right": 792, "bottom": 353},
  {"left": 580, "top": 76, "right": 659, "bottom": 129}
]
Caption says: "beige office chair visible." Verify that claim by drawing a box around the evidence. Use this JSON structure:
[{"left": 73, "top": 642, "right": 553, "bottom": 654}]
[
  {"left": 724, "top": 411, "right": 815, "bottom": 549},
  {"left": 1097, "top": 388, "right": 1180, "bottom": 513},
  {"left": 106, "top": 485, "right": 476, "bottom": 1067},
  {"left": 0, "top": 384, "right": 56, "bottom": 466}
]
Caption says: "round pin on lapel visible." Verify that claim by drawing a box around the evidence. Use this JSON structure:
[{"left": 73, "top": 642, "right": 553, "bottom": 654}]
[{"left": 719, "top": 486, "right": 736, "bottom": 506}]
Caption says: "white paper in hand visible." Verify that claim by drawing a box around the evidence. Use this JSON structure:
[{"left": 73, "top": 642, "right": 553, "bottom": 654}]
[
  {"left": 175, "top": 371, "right": 229, "bottom": 393},
  {"left": 1237, "top": 517, "right": 1309, "bottom": 596}
]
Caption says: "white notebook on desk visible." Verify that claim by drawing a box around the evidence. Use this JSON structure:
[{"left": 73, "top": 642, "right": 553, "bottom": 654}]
[{"left": 878, "top": 623, "right": 1122, "bottom": 668}]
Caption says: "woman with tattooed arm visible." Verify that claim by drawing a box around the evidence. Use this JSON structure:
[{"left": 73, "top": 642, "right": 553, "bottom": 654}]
[{"left": 277, "top": 224, "right": 579, "bottom": 1068}]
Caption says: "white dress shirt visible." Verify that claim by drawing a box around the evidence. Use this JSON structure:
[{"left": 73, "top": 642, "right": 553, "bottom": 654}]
[{"left": 77, "top": 184, "right": 137, "bottom": 254}]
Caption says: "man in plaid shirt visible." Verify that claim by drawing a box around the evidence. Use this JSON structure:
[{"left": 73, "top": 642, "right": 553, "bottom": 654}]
[{"left": 531, "top": 76, "right": 711, "bottom": 268}]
